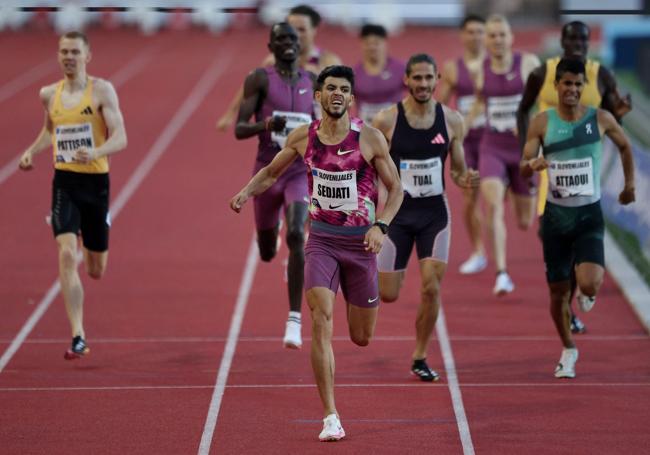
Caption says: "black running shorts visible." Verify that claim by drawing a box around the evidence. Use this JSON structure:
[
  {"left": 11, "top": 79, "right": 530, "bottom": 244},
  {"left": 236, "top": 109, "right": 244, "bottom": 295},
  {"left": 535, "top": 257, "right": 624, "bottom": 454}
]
[
  {"left": 541, "top": 200, "right": 605, "bottom": 283},
  {"left": 51, "top": 169, "right": 110, "bottom": 252}
]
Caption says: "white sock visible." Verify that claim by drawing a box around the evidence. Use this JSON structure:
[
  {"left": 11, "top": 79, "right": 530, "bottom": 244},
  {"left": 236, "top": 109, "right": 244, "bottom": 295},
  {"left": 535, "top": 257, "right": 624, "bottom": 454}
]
[{"left": 288, "top": 311, "right": 301, "bottom": 324}]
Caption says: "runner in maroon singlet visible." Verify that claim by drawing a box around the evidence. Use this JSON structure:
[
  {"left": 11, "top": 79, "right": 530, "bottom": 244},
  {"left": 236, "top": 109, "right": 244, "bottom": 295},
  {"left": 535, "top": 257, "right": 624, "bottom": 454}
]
[{"left": 230, "top": 65, "right": 403, "bottom": 442}]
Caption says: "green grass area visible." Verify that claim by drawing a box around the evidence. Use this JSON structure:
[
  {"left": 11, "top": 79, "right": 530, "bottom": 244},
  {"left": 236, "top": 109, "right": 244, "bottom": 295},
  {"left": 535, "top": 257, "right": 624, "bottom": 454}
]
[
  {"left": 606, "top": 220, "right": 650, "bottom": 287},
  {"left": 616, "top": 71, "right": 649, "bottom": 98}
]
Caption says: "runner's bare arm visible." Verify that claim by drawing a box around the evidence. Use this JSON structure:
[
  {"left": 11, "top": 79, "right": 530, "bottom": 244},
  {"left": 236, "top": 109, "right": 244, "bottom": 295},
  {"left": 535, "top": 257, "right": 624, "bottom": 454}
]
[
  {"left": 229, "top": 124, "right": 309, "bottom": 212},
  {"left": 598, "top": 109, "right": 635, "bottom": 204},
  {"left": 370, "top": 105, "right": 397, "bottom": 143},
  {"left": 80, "top": 79, "right": 126, "bottom": 162},
  {"left": 517, "top": 64, "right": 545, "bottom": 151},
  {"left": 360, "top": 125, "right": 403, "bottom": 252},
  {"left": 599, "top": 65, "right": 632, "bottom": 121},
  {"left": 234, "top": 69, "right": 270, "bottom": 140},
  {"left": 216, "top": 54, "right": 276, "bottom": 131},
  {"left": 18, "top": 86, "right": 56, "bottom": 170},
  {"left": 520, "top": 112, "right": 548, "bottom": 178},
  {"left": 446, "top": 109, "right": 479, "bottom": 188},
  {"left": 436, "top": 60, "right": 457, "bottom": 104}
]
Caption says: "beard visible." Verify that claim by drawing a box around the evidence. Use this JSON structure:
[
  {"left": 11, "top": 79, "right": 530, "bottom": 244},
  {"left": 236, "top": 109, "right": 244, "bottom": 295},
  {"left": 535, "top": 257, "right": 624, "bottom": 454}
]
[
  {"left": 323, "top": 105, "right": 347, "bottom": 119},
  {"left": 409, "top": 87, "right": 431, "bottom": 104}
]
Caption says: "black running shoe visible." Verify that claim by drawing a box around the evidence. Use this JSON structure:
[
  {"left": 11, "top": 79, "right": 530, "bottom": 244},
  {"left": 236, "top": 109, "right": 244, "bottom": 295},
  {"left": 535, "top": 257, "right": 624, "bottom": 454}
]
[
  {"left": 64, "top": 336, "right": 90, "bottom": 360},
  {"left": 570, "top": 314, "right": 586, "bottom": 334},
  {"left": 411, "top": 358, "right": 440, "bottom": 382}
]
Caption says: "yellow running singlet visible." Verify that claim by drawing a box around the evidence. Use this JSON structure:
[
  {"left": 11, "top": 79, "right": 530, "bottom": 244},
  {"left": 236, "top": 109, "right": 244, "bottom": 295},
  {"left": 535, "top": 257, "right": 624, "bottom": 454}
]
[{"left": 50, "top": 78, "right": 109, "bottom": 174}]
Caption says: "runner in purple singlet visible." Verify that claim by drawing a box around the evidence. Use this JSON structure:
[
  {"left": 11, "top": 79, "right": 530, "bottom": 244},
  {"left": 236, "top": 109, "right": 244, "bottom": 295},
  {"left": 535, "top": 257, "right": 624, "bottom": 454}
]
[
  {"left": 216, "top": 4, "right": 341, "bottom": 130},
  {"left": 230, "top": 65, "right": 403, "bottom": 442},
  {"left": 437, "top": 14, "right": 488, "bottom": 275},
  {"left": 353, "top": 24, "right": 405, "bottom": 124},
  {"left": 234, "top": 23, "right": 315, "bottom": 349},
  {"left": 471, "top": 14, "right": 540, "bottom": 296}
]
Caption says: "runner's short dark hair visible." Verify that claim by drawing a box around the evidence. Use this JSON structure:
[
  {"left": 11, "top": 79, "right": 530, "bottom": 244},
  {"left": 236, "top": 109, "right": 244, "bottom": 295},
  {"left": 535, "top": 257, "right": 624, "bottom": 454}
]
[
  {"left": 360, "top": 24, "right": 387, "bottom": 38},
  {"left": 555, "top": 57, "right": 586, "bottom": 82},
  {"left": 406, "top": 53, "right": 437, "bottom": 75},
  {"left": 460, "top": 14, "right": 485, "bottom": 29},
  {"left": 317, "top": 65, "right": 355, "bottom": 93},
  {"left": 288, "top": 4, "right": 321, "bottom": 28},
  {"left": 561, "top": 21, "right": 590, "bottom": 40}
]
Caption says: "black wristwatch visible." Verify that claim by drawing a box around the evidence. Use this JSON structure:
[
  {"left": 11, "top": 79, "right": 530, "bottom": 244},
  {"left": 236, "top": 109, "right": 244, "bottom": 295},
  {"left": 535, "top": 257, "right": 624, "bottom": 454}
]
[{"left": 373, "top": 220, "right": 389, "bottom": 235}]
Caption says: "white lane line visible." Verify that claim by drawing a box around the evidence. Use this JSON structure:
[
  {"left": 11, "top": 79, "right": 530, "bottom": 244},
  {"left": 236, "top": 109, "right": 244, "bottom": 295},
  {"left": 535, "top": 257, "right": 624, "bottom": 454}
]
[
  {"left": 6, "top": 334, "right": 647, "bottom": 344},
  {"left": 3, "top": 382, "right": 649, "bottom": 393},
  {"left": 0, "top": 60, "right": 56, "bottom": 104},
  {"left": 604, "top": 230, "right": 650, "bottom": 333},
  {"left": 0, "top": 53, "right": 231, "bottom": 375},
  {"left": 436, "top": 305, "right": 475, "bottom": 455},
  {"left": 0, "top": 46, "right": 157, "bottom": 187},
  {"left": 198, "top": 235, "right": 258, "bottom": 455}
]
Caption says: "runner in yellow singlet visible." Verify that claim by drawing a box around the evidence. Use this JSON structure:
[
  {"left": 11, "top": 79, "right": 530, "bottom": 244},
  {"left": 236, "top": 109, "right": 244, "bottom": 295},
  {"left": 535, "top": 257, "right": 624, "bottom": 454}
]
[
  {"left": 517, "top": 21, "right": 631, "bottom": 333},
  {"left": 19, "top": 31, "right": 127, "bottom": 360}
]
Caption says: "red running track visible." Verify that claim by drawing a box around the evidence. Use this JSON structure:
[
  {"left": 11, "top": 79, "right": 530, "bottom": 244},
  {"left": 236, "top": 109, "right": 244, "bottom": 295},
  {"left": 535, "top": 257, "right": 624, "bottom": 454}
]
[{"left": 0, "top": 25, "right": 648, "bottom": 455}]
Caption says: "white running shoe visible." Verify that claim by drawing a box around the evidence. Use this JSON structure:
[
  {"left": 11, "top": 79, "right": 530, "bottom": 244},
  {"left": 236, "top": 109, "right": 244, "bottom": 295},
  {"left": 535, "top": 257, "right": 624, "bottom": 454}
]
[
  {"left": 459, "top": 253, "right": 487, "bottom": 275},
  {"left": 319, "top": 414, "right": 345, "bottom": 442},
  {"left": 493, "top": 272, "right": 514, "bottom": 296},
  {"left": 554, "top": 348, "right": 579, "bottom": 378},
  {"left": 576, "top": 290, "right": 596, "bottom": 312},
  {"left": 283, "top": 320, "right": 302, "bottom": 349}
]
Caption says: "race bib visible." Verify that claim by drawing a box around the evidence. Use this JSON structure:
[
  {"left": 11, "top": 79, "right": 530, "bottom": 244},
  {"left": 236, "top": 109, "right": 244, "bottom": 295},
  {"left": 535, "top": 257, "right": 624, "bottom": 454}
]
[
  {"left": 548, "top": 158, "right": 594, "bottom": 198},
  {"left": 312, "top": 168, "right": 358, "bottom": 211},
  {"left": 270, "top": 111, "right": 312, "bottom": 148},
  {"left": 457, "top": 95, "right": 486, "bottom": 129},
  {"left": 54, "top": 122, "right": 94, "bottom": 163},
  {"left": 359, "top": 102, "right": 393, "bottom": 124},
  {"left": 487, "top": 94, "right": 521, "bottom": 133},
  {"left": 400, "top": 157, "right": 443, "bottom": 198}
]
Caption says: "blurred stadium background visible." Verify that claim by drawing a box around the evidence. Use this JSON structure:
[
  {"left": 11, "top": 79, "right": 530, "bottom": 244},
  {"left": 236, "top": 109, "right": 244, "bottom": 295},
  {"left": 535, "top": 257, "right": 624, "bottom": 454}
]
[{"left": 1, "top": 0, "right": 648, "bottom": 284}]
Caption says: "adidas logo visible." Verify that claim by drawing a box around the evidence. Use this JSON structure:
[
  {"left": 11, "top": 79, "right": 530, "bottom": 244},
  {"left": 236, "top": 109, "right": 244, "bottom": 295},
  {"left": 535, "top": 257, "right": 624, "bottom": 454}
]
[
  {"left": 80, "top": 106, "right": 93, "bottom": 115},
  {"left": 431, "top": 133, "right": 445, "bottom": 144}
]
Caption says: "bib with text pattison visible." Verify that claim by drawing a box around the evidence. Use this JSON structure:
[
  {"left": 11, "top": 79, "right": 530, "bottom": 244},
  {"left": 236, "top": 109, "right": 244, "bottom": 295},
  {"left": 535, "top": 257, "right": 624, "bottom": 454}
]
[
  {"left": 400, "top": 157, "right": 443, "bottom": 198},
  {"left": 54, "top": 122, "right": 95, "bottom": 163},
  {"left": 548, "top": 157, "right": 594, "bottom": 198},
  {"left": 312, "top": 168, "right": 358, "bottom": 211},
  {"left": 487, "top": 94, "right": 521, "bottom": 133},
  {"left": 271, "top": 111, "right": 312, "bottom": 148}
]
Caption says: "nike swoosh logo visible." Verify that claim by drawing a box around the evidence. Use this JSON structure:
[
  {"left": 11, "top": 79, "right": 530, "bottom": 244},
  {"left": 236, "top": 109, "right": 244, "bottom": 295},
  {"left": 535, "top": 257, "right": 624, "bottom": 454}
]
[
  {"left": 368, "top": 296, "right": 378, "bottom": 303},
  {"left": 420, "top": 191, "right": 434, "bottom": 197},
  {"left": 337, "top": 149, "right": 355, "bottom": 155},
  {"left": 329, "top": 204, "right": 344, "bottom": 209},
  {"left": 299, "top": 88, "right": 308, "bottom": 95}
]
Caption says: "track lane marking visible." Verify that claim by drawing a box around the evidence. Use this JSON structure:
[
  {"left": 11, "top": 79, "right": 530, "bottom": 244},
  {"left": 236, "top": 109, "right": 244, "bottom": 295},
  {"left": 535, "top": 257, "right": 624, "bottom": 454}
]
[
  {"left": 3, "top": 382, "right": 649, "bottom": 392},
  {"left": 197, "top": 235, "right": 258, "bottom": 455},
  {"left": 436, "top": 305, "right": 475, "bottom": 455}
]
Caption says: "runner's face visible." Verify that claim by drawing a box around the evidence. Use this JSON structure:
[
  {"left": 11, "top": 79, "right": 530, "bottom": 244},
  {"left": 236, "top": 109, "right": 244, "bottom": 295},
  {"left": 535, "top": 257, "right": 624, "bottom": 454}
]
[
  {"left": 58, "top": 38, "right": 90, "bottom": 76},
  {"left": 361, "top": 35, "right": 386, "bottom": 63},
  {"left": 561, "top": 25, "right": 589, "bottom": 59},
  {"left": 486, "top": 21, "right": 512, "bottom": 58},
  {"left": 287, "top": 14, "right": 315, "bottom": 54},
  {"left": 269, "top": 25, "right": 300, "bottom": 63},
  {"left": 461, "top": 21, "right": 485, "bottom": 54},
  {"left": 555, "top": 72, "right": 585, "bottom": 107},
  {"left": 405, "top": 62, "right": 437, "bottom": 104},
  {"left": 318, "top": 77, "right": 353, "bottom": 119}
]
